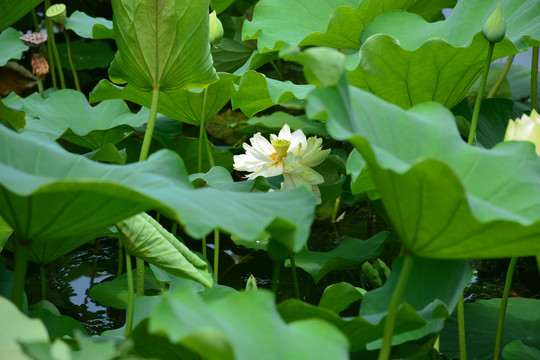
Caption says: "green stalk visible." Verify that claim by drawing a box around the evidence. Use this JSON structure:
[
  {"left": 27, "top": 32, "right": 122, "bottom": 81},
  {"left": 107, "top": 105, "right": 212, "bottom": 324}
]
[
  {"left": 532, "top": 47, "right": 539, "bottom": 111},
  {"left": 378, "top": 254, "right": 415, "bottom": 360},
  {"left": 269, "top": 60, "right": 283, "bottom": 81},
  {"left": 63, "top": 29, "right": 81, "bottom": 91},
  {"left": 487, "top": 54, "right": 514, "bottom": 98},
  {"left": 271, "top": 262, "right": 281, "bottom": 293},
  {"left": 172, "top": 222, "right": 177, "bottom": 236},
  {"left": 124, "top": 244, "right": 134, "bottom": 337},
  {"left": 198, "top": 88, "right": 209, "bottom": 172},
  {"left": 136, "top": 257, "right": 145, "bottom": 296},
  {"left": 203, "top": 129, "right": 215, "bottom": 167},
  {"left": 40, "top": 265, "right": 46, "bottom": 301},
  {"left": 44, "top": 0, "right": 57, "bottom": 88},
  {"left": 202, "top": 236, "right": 207, "bottom": 258},
  {"left": 457, "top": 293, "right": 467, "bottom": 360},
  {"left": 31, "top": 9, "right": 40, "bottom": 32},
  {"left": 493, "top": 257, "right": 518, "bottom": 360},
  {"left": 290, "top": 254, "right": 300, "bottom": 299},
  {"left": 213, "top": 229, "right": 220, "bottom": 283},
  {"left": 11, "top": 235, "right": 29, "bottom": 310},
  {"left": 45, "top": 0, "right": 65, "bottom": 90},
  {"left": 331, "top": 196, "right": 341, "bottom": 223},
  {"left": 37, "top": 76, "right": 44, "bottom": 98},
  {"left": 468, "top": 42, "right": 495, "bottom": 145},
  {"left": 139, "top": 86, "right": 160, "bottom": 161}
]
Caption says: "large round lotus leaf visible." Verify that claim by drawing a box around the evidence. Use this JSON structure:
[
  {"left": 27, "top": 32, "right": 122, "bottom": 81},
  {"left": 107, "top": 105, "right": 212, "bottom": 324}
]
[
  {"left": 0, "top": 28, "right": 28, "bottom": 67},
  {"left": 108, "top": 0, "right": 217, "bottom": 92},
  {"left": 307, "top": 79, "right": 540, "bottom": 259},
  {"left": 21, "top": 90, "right": 147, "bottom": 149},
  {"left": 65, "top": 10, "right": 114, "bottom": 39},
  {"left": 0, "top": 126, "right": 316, "bottom": 255},
  {"left": 347, "top": 0, "right": 540, "bottom": 109},
  {"left": 148, "top": 289, "right": 349, "bottom": 360},
  {"left": 242, "top": 0, "right": 414, "bottom": 52}
]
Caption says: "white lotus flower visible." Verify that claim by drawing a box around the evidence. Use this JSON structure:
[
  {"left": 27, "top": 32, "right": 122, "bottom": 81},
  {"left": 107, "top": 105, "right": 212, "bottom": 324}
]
[
  {"left": 504, "top": 110, "right": 540, "bottom": 155},
  {"left": 233, "top": 124, "right": 330, "bottom": 202}
]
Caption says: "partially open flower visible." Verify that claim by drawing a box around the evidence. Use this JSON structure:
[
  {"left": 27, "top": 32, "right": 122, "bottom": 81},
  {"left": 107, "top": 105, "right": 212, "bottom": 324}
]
[
  {"left": 504, "top": 110, "right": 540, "bottom": 155},
  {"left": 233, "top": 124, "right": 330, "bottom": 203},
  {"left": 209, "top": 11, "right": 224, "bottom": 45}
]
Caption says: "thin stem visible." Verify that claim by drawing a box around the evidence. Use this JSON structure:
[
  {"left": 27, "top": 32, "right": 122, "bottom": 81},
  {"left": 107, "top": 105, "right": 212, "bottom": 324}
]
[
  {"left": 47, "top": 18, "right": 65, "bottom": 89},
  {"left": 136, "top": 257, "right": 145, "bottom": 296},
  {"left": 139, "top": 86, "right": 160, "bottom": 161},
  {"left": 63, "top": 29, "right": 81, "bottom": 91},
  {"left": 11, "top": 235, "right": 29, "bottom": 310},
  {"left": 198, "top": 87, "right": 209, "bottom": 172},
  {"left": 124, "top": 244, "right": 134, "bottom": 337},
  {"left": 290, "top": 253, "right": 300, "bottom": 299},
  {"left": 203, "top": 129, "right": 215, "bottom": 167},
  {"left": 202, "top": 236, "right": 207, "bottom": 258},
  {"left": 458, "top": 293, "right": 467, "bottom": 360},
  {"left": 487, "top": 54, "right": 514, "bottom": 98},
  {"left": 44, "top": 0, "right": 57, "bottom": 88},
  {"left": 37, "top": 76, "right": 44, "bottom": 98},
  {"left": 532, "top": 47, "right": 539, "bottom": 111},
  {"left": 31, "top": 9, "right": 40, "bottom": 32},
  {"left": 213, "top": 229, "right": 220, "bottom": 283},
  {"left": 378, "top": 254, "right": 415, "bottom": 360},
  {"left": 269, "top": 60, "right": 283, "bottom": 81},
  {"left": 468, "top": 42, "right": 495, "bottom": 145},
  {"left": 271, "top": 261, "right": 281, "bottom": 293},
  {"left": 493, "top": 257, "right": 519, "bottom": 360},
  {"left": 331, "top": 196, "right": 341, "bottom": 223},
  {"left": 117, "top": 239, "right": 124, "bottom": 276},
  {"left": 40, "top": 265, "right": 46, "bottom": 301}
]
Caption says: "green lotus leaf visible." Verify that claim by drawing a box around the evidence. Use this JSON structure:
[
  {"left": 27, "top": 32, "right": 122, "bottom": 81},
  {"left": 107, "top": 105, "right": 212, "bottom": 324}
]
[
  {"left": 210, "top": 0, "right": 235, "bottom": 14},
  {"left": 247, "top": 111, "right": 328, "bottom": 137},
  {"left": 90, "top": 72, "right": 237, "bottom": 125},
  {"left": 407, "top": 0, "right": 457, "bottom": 22},
  {"left": 440, "top": 298, "right": 540, "bottom": 359},
  {"left": 20, "top": 89, "right": 147, "bottom": 149},
  {"left": 496, "top": 63, "right": 540, "bottom": 102},
  {"left": 288, "top": 232, "right": 389, "bottom": 283},
  {"left": 29, "top": 302, "right": 88, "bottom": 338},
  {"left": 308, "top": 79, "right": 540, "bottom": 258},
  {"left": 211, "top": 38, "right": 256, "bottom": 73},
  {"left": 0, "top": 97, "right": 25, "bottom": 131},
  {"left": 242, "top": 0, "right": 413, "bottom": 52},
  {"left": 109, "top": 0, "right": 217, "bottom": 92},
  {"left": 85, "top": 143, "right": 127, "bottom": 164},
  {"left": 0, "top": 27, "right": 28, "bottom": 66},
  {"left": 65, "top": 10, "right": 114, "bottom": 39},
  {"left": 0, "top": 126, "right": 316, "bottom": 255},
  {"left": 0, "top": 216, "right": 12, "bottom": 251},
  {"left": 148, "top": 289, "right": 349, "bottom": 360},
  {"left": 347, "top": 149, "right": 378, "bottom": 199},
  {"left": 168, "top": 137, "right": 233, "bottom": 174},
  {"left": 503, "top": 341, "right": 540, "bottom": 360},
  {"left": 0, "top": 296, "right": 49, "bottom": 360},
  {"left": 348, "top": 0, "right": 540, "bottom": 109},
  {"left": 117, "top": 212, "right": 212, "bottom": 287},
  {"left": 318, "top": 282, "right": 366, "bottom": 314},
  {"left": 0, "top": 0, "right": 43, "bottom": 32},
  {"left": 56, "top": 40, "right": 114, "bottom": 70},
  {"left": 230, "top": 70, "right": 315, "bottom": 117}
]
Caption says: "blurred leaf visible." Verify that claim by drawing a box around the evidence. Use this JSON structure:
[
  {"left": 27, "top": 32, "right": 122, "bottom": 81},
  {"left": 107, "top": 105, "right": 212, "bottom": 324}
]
[
  {"left": 0, "top": 0, "right": 43, "bottom": 32},
  {"left": 0, "top": 28, "right": 28, "bottom": 66},
  {"left": 247, "top": 111, "right": 328, "bottom": 137},
  {"left": 319, "top": 282, "right": 366, "bottom": 314},
  {"left": 503, "top": 341, "right": 540, "bottom": 360},
  {"left": 85, "top": 143, "right": 127, "bottom": 164},
  {"left": 57, "top": 40, "right": 114, "bottom": 70},
  {"left": 168, "top": 137, "right": 234, "bottom": 174},
  {"left": 0, "top": 96, "right": 25, "bottom": 130},
  {"left": 29, "top": 301, "right": 88, "bottom": 338},
  {"left": 211, "top": 0, "right": 236, "bottom": 14},
  {"left": 65, "top": 10, "right": 114, "bottom": 39}
]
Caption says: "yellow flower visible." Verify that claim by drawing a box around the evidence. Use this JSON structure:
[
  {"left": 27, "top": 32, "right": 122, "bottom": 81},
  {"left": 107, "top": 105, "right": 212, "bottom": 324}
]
[
  {"left": 233, "top": 124, "right": 330, "bottom": 202},
  {"left": 504, "top": 110, "right": 540, "bottom": 155}
]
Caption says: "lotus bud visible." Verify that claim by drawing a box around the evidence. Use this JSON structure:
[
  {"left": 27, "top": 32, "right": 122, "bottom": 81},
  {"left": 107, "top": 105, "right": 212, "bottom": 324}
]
[
  {"left": 46, "top": 4, "right": 67, "bottom": 25},
  {"left": 245, "top": 274, "right": 258, "bottom": 291},
  {"left": 208, "top": 11, "right": 223, "bottom": 45},
  {"left": 504, "top": 110, "right": 540, "bottom": 155},
  {"left": 482, "top": 3, "right": 506, "bottom": 43}
]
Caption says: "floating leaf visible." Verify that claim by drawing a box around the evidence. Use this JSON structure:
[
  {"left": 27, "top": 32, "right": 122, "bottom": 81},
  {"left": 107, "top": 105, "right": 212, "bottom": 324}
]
[
  {"left": 21, "top": 90, "right": 147, "bottom": 149},
  {"left": 65, "top": 10, "right": 114, "bottom": 39},
  {"left": 347, "top": 0, "right": 540, "bottom": 109},
  {"left": 0, "top": 28, "right": 28, "bottom": 66},
  {"left": 308, "top": 79, "right": 540, "bottom": 258},
  {"left": 109, "top": 0, "right": 217, "bottom": 92},
  {"left": 146, "top": 289, "right": 349, "bottom": 360},
  {"left": 230, "top": 70, "right": 315, "bottom": 117},
  {"left": 242, "top": 0, "right": 413, "bottom": 52},
  {"left": 117, "top": 212, "right": 212, "bottom": 287}
]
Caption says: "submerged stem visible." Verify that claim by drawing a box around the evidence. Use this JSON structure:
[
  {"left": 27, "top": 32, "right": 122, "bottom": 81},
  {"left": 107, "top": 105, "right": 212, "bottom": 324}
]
[
  {"left": 457, "top": 293, "right": 467, "bottom": 360},
  {"left": 63, "top": 29, "right": 80, "bottom": 91},
  {"left": 12, "top": 235, "right": 29, "bottom": 311},
  {"left": 532, "top": 47, "right": 539, "bottom": 111},
  {"left": 378, "top": 254, "right": 415, "bottom": 360},
  {"left": 468, "top": 42, "right": 495, "bottom": 145},
  {"left": 214, "top": 229, "right": 220, "bottom": 283},
  {"left": 290, "top": 254, "right": 300, "bottom": 299},
  {"left": 493, "top": 257, "right": 518, "bottom": 360},
  {"left": 487, "top": 54, "right": 514, "bottom": 98},
  {"left": 139, "top": 86, "right": 160, "bottom": 161},
  {"left": 124, "top": 244, "right": 134, "bottom": 337}
]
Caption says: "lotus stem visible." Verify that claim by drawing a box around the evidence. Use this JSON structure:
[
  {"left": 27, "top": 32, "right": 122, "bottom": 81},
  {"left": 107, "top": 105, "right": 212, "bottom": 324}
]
[
  {"left": 139, "top": 86, "right": 160, "bottom": 161},
  {"left": 468, "top": 42, "right": 495, "bottom": 145},
  {"left": 487, "top": 54, "right": 514, "bottom": 98},
  {"left": 202, "top": 236, "right": 207, "bottom": 258},
  {"left": 31, "top": 9, "right": 40, "bottom": 33},
  {"left": 44, "top": 0, "right": 57, "bottom": 88},
  {"left": 40, "top": 265, "right": 47, "bottom": 300},
  {"left": 124, "top": 241, "right": 134, "bottom": 337},
  {"left": 457, "top": 293, "right": 467, "bottom": 360},
  {"left": 198, "top": 87, "right": 209, "bottom": 172},
  {"left": 11, "top": 235, "right": 29, "bottom": 310},
  {"left": 214, "top": 229, "right": 220, "bottom": 283},
  {"left": 270, "top": 60, "right": 283, "bottom": 81},
  {"left": 532, "top": 47, "right": 538, "bottom": 111},
  {"left": 378, "top": 254, "right": 414, "bottom": 360},
  {"left": 172, "top": 222, "right": 177, "bottom": 236},
  {"left": 493, "top": 257, "right": 518, "bottom": 360},
  {"left": 290, "top": 253, "right": 300, "bottom": 299},
  {"left": 62, "top": 29, "right": 81, "bottom": 91},
  {"left": 45, "top": 0, "right": 65, "bottom": 89},
  {"left": 136, "top": 257, "right": 145, "bottom": 296},
  {"left": 37, "top": 76, "right": 44, "bottom": 98}
]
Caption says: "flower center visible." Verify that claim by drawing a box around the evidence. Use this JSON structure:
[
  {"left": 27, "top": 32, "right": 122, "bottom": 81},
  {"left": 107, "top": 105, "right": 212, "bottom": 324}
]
[{"left": 271, "top": 139, "right": 291, "bottom": 160}]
